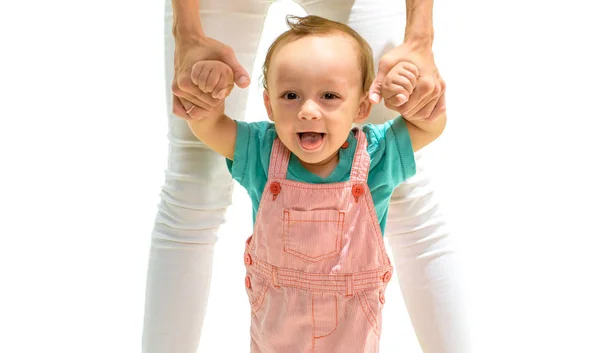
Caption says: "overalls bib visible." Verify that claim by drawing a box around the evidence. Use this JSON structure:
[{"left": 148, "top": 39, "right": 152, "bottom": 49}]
[{"left": 243, "top": 129, "right": 394, "bottom": 353}]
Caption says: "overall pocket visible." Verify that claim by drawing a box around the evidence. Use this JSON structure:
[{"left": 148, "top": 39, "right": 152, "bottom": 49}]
[
  {"left": 282, "top": 209, "right": 345, "bottom": 262},
  {"left": 244, "top": 270, "right": 270, "bottom": 314},
  {"left": 357, "top": 290, "right": 385, "bottom": 337}
]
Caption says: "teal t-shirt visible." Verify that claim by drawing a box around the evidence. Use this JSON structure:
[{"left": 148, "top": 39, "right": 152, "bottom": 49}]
[{"left": 226, "top": 117, "right": 416, "bottom": 235}]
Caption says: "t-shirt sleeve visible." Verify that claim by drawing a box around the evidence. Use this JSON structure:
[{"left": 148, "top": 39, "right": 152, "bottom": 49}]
[
  {"left": 225, "top": 120, "right": 274, "bottom": 190},
  {"left": 363, "top": 116, "right": 416, "bottom": 186}
]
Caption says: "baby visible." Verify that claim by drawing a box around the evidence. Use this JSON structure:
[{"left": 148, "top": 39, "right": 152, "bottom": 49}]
[{"left": 185, "top": 15, "right": 446, "bottom": 353}]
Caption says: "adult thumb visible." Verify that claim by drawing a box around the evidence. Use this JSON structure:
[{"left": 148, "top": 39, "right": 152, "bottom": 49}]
[
  {"left": 221, "top": 49, "right": 250, "bottom": 89},
  {"left": 368, "top": 69, "right": 387, "bottom": 104}
]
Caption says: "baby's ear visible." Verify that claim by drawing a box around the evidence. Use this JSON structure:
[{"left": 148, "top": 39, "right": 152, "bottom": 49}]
[
  {"left": 354, "top": 92, "right": 372, "bottom": 123},
  {"left": 263, "top": 90, "right": 274, "bottom": 122}
]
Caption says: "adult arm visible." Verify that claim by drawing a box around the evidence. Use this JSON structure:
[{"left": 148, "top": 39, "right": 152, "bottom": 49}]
[
  {"left": 171, "top": 0, "right": 250, "bottom": 120},
  {"left": 369, "top": 0, "right": 445, "bottom": 122}
]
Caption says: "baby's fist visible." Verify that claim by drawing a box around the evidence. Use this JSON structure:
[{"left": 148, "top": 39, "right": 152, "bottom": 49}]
[
  {"left": 381, "top": 62, "right": 419, "bottom": 108},
  {"left": 190, "top": 60, "right": 235, "bottom": 100}
]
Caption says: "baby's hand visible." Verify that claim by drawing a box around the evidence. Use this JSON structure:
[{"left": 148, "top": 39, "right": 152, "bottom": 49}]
[
  {"left": 190, "top": 60, "right": 235, "bottom": 100},
  {"left": 381, "top": 62, "right": 419, "bottom": 110}
]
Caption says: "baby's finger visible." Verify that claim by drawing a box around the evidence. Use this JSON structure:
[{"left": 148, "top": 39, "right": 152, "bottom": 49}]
[
  {"left": 214, "top": 87, "right": 229, "bottom": 100},
  {"left": 212, "top": 84, "right": 233, "bottom": 99},
  {"left": 386, "top": 93, "right": 409, "bottom": 107},
  {"left": 389, "top": 65, "right": 418, "bottom": 95},
  {"left": 205, "top": 68, "right": 223, "bottom": 94},
  {"left": 191, "top": 61, "right": 223, "bottom": 93},
  {"left": 195, "top": 65, "right": 212, "bottom": 93},
  {"left": 382, "top": 78, "right": 412, "bottom": 102},
  {"left": 394, "top": 62, "right": 419, "bottom": 82},
  {"left": 382, "top": 79, "right": 410, "bottom": 101},
  {"left": 192, "top": 61, "right": 233, "bottom": 88},
  {"left": 387, "top": 73, "right": 416, "bottom": 95},
  {"left": 211, "top": 70, "right": 234, "bottom": 99},
  {"left": 210, "top": 74, "right": 233, "bottom": 99}
]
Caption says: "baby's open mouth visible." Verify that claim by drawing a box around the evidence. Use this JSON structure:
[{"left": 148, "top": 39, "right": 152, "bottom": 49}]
[{"left": 297, "top": 132, "right": 325, "bottom": 151}]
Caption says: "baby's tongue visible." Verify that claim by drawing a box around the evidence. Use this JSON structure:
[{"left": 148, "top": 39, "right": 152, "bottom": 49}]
[{"left": 299, "top": 132, "right": 323, "bottom": 150}]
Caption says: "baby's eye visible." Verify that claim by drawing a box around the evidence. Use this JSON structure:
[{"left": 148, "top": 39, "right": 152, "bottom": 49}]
[
  {"left": 323, "top": 93, "right": 338, "bottom": 100},
  {"left": 283, "top": 92, "right": 298, "bottom": 100}
]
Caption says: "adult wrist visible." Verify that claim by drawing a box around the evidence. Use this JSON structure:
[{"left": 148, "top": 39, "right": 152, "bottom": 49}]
[
  {"left": 173, "top": 24, "right": 206, "bottom": 44},
  {"left": 403, "top": 32, "right": 434, "bottom": 48}
]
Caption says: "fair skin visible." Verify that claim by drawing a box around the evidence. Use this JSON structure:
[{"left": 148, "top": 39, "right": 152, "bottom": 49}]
[
  {"left": 171, "top": 0, "right": 444, "bottom": 123},
  {"left": 368, "top": 0, "right": 445, "bottom": 122},
  {"left": 186, "top": 34, "right": 446, "bottom": 178}
]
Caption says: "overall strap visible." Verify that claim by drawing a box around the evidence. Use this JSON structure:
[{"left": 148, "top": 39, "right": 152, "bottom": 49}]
[
  {"left": 349, "top": 128, "right": 370, "bottom": 183},
  {"left": 267, "top": 137, "right": 291, "bottom": 180}
]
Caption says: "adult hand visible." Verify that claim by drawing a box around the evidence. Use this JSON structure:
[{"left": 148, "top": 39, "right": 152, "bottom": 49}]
[
  {"left": 172, "top": 36, "right": 250, "bottom": 121},
  {"left": 369, "top": 42, "right": 446, "bottom": 122}
]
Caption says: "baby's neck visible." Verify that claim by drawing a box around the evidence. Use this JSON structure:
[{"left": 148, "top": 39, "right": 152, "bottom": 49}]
[{"left": 299, "top": 152, "right": 340, "bottom": 179}]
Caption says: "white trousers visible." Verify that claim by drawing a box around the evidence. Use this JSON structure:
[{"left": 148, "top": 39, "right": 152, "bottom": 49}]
[{"left": 143, "top": 1, "right": 470, "bottom": 352}]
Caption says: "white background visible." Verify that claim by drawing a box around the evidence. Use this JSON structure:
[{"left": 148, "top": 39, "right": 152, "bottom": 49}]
[{"left": 1, "top": 0, "right": 600, "bottom": 352}]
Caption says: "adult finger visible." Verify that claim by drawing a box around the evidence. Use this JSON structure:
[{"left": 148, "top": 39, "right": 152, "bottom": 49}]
[
  {"left": 410, "top": 95, "right": 440, "bottom": 121},
  {"left": 368, "top": 75, "right": 384, "bottom": 104},
  {"left": 368, "top": 57, "right": 395, "bottom": 104},
  {"left": 173, "top": 95, "right": 198, "bottom": 121},
  {"left": 423, "top": 92, "right": 446, "bottom": 122},
  {"left": 187, "top": 100, "right": 224, "bottom": 121},
  {"left": 384, "top": 99, "right": 408, "bottom": 115},
  {"left": 172, "top": 79, "right": 222, "bottom": 109},
  {"left": 400, "top": 79, "right": 434, "bottom": 116},
  {"left": 403, "top": 75, "right": 443, "bottom": 117},
  {"left": 176, "top": 96, "right": 224, "bottom": 122},
  {"left": 219, "top": 45, "right": 251, "bottom": 88}
]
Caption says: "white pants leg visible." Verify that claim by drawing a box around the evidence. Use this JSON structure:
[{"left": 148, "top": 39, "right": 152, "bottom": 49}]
[
  {"left": 297, "top": 1, "right": 470, "bottom": 351},
  {"left": 142, "top": 1, "right": 270, "bottom": 352}
]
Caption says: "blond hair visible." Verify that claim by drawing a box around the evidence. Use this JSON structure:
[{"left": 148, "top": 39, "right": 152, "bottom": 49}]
[{"left": 262, "top": 15, "right": 375, "bottom": 93}]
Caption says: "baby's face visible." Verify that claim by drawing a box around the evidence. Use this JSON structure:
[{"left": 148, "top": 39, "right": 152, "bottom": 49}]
[{"left": 263, "top": 34, "right": 371, "bottom": 166}]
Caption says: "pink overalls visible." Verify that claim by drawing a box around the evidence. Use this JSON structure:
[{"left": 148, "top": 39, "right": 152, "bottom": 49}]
[{"left": 243, "top": 129, "right": 394, "bottom": 353}]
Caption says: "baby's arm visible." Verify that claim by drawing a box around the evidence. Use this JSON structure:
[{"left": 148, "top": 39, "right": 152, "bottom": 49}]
[
  {"left": 404, "top": 105, "right": 446, "bottom": 151},
  {"left": 186, "top": 60, "right": 237, "bottom": 160},
  {"left": 381, "top": 62, "right": 446, "bottom": 151}
]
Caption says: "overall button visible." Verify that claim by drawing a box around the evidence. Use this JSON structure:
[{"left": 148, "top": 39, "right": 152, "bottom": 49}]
[
  {"left": 244, "top": 253, "right": 253, "bottom": 266},
  {"left": 382, "top": 271, "right": 392, "bottom": 283},
  {"left": 341, "top": 141, "right": 349, "bottom": 149},
  {"left": 352, "top": 184, "right": 365, "bottom": 197},
  {"left": 269, "top": 182, "right": 281, "bottom": 195},
  {"left": 245, "top": 276, "right": 251, "bottom": 289},
  {"left": 379, "top": 291, "right": 386, "bottom": 304}
]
